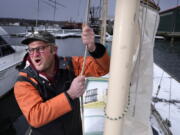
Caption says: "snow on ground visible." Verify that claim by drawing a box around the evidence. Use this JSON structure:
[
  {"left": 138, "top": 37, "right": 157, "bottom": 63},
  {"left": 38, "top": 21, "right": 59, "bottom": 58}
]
[{"left": 153, "top": 64, "right": 180, "bottom": 135}]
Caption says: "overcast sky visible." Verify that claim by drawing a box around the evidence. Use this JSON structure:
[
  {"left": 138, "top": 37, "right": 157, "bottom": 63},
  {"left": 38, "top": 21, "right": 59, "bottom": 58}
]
[{"left": 0, "top": 0, "right": 179, "bottom": 22}]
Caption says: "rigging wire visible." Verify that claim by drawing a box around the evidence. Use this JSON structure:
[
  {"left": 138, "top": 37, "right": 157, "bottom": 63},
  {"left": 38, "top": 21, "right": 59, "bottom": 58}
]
[
  {"left": 36, "top": 0, "right": 40, "bottom": 28},
  {"left": 40, "top": 0, "right": 66, "bottom": 8},
  {"left": 155, "top": 71, "right": 164, "bottom": 98},
  {"left": 36, "top": 0, "right": 66, "bottom": 27},
  {"left": 168, "top": 77, "right": 172, "bottom": 123},
  {"left": 80, "top": 0, "right": 91, "bottom": 134},
  {"left": 152, "top": 0, "right": 162, "bottom": 102},
  {"left": 48, "top": 0, "right": 66, "bottom": 8},
  {"left": 77, "top": 0, "right": 82, "bottom": 20},
  {"left": 53, "top": 0, "right": 57, "bottom": 22},
  {"left": 40, "top": 0, "right": 56, "bottom": 8},
  {"left": 80, "top": 0, "right": 91, "bottom": 76}
]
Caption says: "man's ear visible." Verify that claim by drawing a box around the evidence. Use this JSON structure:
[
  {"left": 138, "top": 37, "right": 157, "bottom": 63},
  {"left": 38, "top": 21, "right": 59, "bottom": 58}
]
[{"left": 52, "top": 46, "right": 57, "bottom": 54}]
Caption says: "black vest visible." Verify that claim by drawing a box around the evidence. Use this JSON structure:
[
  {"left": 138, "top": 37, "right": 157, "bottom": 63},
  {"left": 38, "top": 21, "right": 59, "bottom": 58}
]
[{"left": 17, "top": 57, "right": 82, "bottom": 135}]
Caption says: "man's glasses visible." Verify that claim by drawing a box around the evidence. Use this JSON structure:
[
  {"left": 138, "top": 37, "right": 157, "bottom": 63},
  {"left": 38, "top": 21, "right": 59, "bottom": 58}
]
[{"left": 27, "top": 45, "right": 50, "bottom": 55}]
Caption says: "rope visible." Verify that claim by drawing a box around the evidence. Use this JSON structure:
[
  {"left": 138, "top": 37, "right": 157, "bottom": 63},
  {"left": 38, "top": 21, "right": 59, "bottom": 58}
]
[
  {"left": 80, "top": 46, "right": 88, "bottom": 76},
  {"left": 168, "top": 78, "right": 172, "bottom": 122},
  {"left": 80, "top": 0, "right": 90, "bottom": 76},
  {"left": 153, "top": 0, "right": 163, "bottom": 106},
  {"left": 80, "top": 45, "right": 87, "bottom": 135},
  {"left": 80, "top": 0, "right": 91, "bottom": 134}
]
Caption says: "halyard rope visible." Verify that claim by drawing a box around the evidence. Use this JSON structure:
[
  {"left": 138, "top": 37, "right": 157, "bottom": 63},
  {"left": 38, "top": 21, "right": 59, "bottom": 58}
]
[{"left": 80, "top": 0, "right": 91, "bottom": 134}]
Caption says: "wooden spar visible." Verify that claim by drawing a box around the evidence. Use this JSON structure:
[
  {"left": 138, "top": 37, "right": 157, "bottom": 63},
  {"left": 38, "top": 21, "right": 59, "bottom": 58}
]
[
  {"left": 104, "top": 0, "right": 140, "bottom": 135},
  {"left": 100, "top": 0, "right": 108, "bottom": 45}
]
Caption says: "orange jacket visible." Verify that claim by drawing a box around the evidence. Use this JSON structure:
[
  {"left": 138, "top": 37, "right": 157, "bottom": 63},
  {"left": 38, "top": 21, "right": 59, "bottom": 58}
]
[{"left": 14, "top": 51, "right": 110, "bottom": 128}]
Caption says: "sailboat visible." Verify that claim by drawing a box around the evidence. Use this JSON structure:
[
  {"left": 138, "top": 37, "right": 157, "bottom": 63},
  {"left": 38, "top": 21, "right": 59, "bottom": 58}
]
[
  {"left": 82, "top": 0, "right": 173, "bottom": 135},
  {"left": 0, "top": 0, "right": 175, "bottom": 134},
  {"left": 0, "top": 26, "right": 26, "bottom": 97}
]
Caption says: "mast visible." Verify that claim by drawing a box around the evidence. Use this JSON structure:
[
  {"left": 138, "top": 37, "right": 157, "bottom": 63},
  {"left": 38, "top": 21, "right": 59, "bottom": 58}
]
[
  {"left": 53, "top": 0, "right": 57, "bottom": 22},
  {"left": 100, "top": 0, "right": 108, "bottom": 45},
  {"left": 36, "top": 0, "right": 40, "bottom": 28},
  {"left": 104, "top": 0, "right": 140, "bottom": 135}
]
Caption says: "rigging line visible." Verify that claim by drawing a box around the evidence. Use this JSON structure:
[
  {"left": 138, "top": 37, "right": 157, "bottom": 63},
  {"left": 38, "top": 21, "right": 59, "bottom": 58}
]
[
  {"left": 80, "top": 0, "right": 90, "bottom": 76},
  {"left": 168, "top": 77, "right": 172, "bottom": 121},
  {"left": 80, "top": 46, "right": 88, "bottom": 76},
  {"left": 40, "top": 0, "right": 66, "bottom": 9},
  {"left": 48, "top": 0, "right": 66, "bottom": 8},
  {"left": 40, "top": 0, "right": 56, "bottom": 8},
  {"left": 77, "top": 0, "right": 82, "bottom": 20},
  {"left": 152, "top": 0, "right": 161, "bottom": 106},
  {"left": 53, "top": 0, "right": 57, "bottom": 21},
  {"left": 36, "top": 0, "right": 40, "bottom": 28},
  {"left": 132, "top": 0, "right": 148, "bottom": 116},
  {"left": 155, "top": 71, "right": 164, "bottom": 98},
  {"left": 80, "top": 1, "right": 91, "bottom": 134}
]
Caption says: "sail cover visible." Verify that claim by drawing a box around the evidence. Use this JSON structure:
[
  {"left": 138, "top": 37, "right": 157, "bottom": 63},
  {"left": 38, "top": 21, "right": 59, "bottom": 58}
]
[{"left": 122, "top": 4, "right": 160, "bottom": 135}]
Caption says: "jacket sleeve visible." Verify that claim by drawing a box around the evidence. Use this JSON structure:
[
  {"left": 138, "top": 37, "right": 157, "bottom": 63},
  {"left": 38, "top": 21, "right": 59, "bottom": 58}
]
[
  {"left": 14, "top": 79, "right": 72, "bottom": 128},
  {"left": 72, "top": 43, "right": 110, "bottom": 77}
]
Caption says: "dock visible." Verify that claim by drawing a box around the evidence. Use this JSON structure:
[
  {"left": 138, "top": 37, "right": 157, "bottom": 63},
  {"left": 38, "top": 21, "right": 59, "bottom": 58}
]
[{"left": 156, "top": 32, "right": 180, "bottom": 39}]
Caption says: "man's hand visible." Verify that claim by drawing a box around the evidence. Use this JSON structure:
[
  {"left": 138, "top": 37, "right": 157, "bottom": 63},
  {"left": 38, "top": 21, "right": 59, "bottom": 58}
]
[
  {"left": 66, "top": 76, "right": 86, "bottom": 99},
  {"left": 81, "top": 24, "right": 96, "bottom": 52}
]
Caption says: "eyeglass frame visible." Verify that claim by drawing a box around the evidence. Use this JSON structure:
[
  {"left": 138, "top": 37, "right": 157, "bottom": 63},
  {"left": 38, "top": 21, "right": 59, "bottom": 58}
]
[{"left": 26, "top": 45, "right": 51, "bottom": 55}]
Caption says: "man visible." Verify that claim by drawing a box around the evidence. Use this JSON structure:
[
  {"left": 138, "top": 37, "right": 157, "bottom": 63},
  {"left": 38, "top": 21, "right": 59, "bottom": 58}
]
[{"left": 14, "top": 25, "right": 110, "bottom": 135}]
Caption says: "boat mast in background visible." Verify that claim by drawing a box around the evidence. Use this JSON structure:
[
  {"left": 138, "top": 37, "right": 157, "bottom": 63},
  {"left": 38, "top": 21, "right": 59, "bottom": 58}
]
[
  {"left": 35, "top": 0, "right": 66, "bottom": 29},
  {"left": 100, "top": 0, "right": 108, "bottom": 45},
  {"left": 36, "top": 0, "right": 40, "bottom": 27},
  {"left": 53, "top": 0, "right": 56, "bottom": 22}
]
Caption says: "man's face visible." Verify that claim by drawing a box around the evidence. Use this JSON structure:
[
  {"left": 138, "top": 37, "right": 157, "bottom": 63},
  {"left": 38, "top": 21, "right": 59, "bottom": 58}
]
[{"left": 28, "top": 41, "right": 57, "bottom": 72}]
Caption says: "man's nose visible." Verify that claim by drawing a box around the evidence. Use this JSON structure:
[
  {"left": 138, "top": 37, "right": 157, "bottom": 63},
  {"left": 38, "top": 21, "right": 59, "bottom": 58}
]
[{"left": 33, "top": 49, "right": 41, "bottom": 56}]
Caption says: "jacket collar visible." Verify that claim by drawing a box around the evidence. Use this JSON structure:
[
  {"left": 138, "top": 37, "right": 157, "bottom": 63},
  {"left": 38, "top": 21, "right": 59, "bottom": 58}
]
[{"left": 27, "top": 54, "right": 59, "bottom": 82}]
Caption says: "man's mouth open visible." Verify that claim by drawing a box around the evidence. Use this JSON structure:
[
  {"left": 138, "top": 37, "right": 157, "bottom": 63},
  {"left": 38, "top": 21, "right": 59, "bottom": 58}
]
[{"left": 34, "top": 59, "right": 41, "bottom": 65}]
